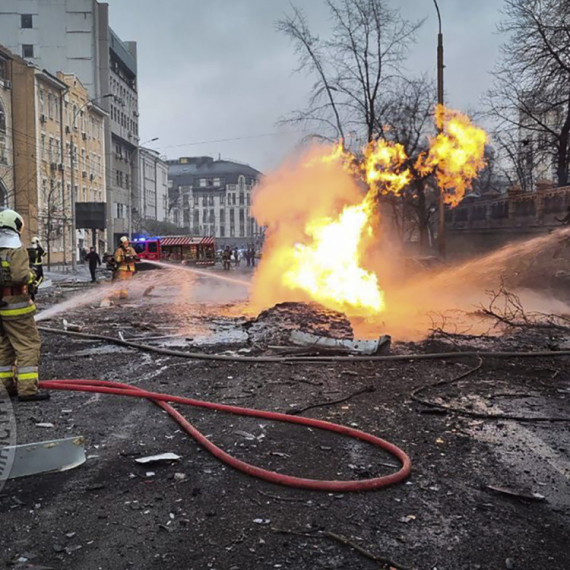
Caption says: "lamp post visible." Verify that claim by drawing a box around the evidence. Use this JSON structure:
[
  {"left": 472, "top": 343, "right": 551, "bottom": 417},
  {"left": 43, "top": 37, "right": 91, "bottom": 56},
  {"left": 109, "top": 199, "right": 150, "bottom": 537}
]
[
  {"left": 69, "top": 93, "right": 113, "bottom": 271},
  {"left": 433, "top": 0, "right": 446, "bottom": 258}
]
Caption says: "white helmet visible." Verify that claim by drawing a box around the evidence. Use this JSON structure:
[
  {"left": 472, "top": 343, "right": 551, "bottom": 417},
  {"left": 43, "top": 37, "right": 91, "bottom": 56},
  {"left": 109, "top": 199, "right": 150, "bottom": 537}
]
[
  {"left": 32, "top": 236, "right": 40, "bottom": 244},
  {"left": 120, "top": 236, "right": 129, "bottom": 244},
  {"left": 0, "top": 208, "right": 24, "bottom": 235}
]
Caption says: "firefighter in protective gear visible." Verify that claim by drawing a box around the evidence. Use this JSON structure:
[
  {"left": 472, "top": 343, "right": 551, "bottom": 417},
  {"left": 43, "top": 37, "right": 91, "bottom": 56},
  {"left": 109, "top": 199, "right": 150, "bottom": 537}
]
[
  {"left": 113, "top": 236, "right": 139, "bottom": 299},
  {"left": 27, "top": 236, "right": 45, "bottom": 300},
  {"left": 0, "top": 209, "right": 48, "bottom": 402}
]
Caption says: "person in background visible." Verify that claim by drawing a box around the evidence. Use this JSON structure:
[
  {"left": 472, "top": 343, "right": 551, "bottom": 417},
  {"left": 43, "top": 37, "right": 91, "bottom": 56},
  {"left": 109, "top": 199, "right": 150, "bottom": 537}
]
[
  {"left": 249, "top": 246, "right": 256, "bottom": 267},
  {"left": 222, "top": 246, "right": 232, "bottom": 271},
  {"left": 27, "top": 236, "right": 45, "bottom": 300},
  {"left": 0, "top": 208, "right": 49, "bottom": 402},
  {"left": 234, "top": 247, "right": 240, "bottom": 266},
  {"left": 85, "top": 247, "right": 101, "bottom": 283}
]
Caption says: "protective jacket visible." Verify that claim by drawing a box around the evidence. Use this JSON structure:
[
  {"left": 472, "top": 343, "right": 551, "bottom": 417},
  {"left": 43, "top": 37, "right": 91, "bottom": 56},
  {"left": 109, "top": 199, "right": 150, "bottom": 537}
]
[
  {"left": 0, "top": 244, "right": 40, "bottom": 398},
  {"left": 0, "top": 246, "right": 37, "bottom": 320},
  {"left": 113, "top": 244, "right": 138, "bottom": 274}
]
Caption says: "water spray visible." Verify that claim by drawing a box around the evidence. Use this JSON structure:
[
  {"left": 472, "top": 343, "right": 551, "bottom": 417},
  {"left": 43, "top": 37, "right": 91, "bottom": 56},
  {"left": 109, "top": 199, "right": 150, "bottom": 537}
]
[{"left": 144, "top": 260, "right": 252, "bottom": 287}]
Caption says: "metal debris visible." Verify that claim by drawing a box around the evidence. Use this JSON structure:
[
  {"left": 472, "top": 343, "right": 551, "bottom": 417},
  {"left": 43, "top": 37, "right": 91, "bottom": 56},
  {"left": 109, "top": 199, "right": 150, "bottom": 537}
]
[
  {"left": 289, "top": 330, "right": 391, "bottom": 355},
  {"left": 2, "top": 437, "right": 86, "bottom": 479}
]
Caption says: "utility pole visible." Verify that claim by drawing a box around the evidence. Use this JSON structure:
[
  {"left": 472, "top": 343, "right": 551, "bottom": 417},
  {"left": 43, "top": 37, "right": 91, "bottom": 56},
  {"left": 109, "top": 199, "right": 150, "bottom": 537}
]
[
  {"left": 434, "top": 0, "right": 446, "bottom": 258},
  {"left": 69, "top": 135, "right": 77, "bottom": 271}
]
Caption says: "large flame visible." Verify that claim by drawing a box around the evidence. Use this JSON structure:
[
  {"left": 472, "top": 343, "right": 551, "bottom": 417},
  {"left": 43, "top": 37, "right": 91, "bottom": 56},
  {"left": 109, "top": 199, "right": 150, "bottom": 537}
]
[
  {"left": 251, "top": 106, "right": 487, "bottom": 320},
  {"left": 417, "top": 104, "right": 488, "bottom": 206}
]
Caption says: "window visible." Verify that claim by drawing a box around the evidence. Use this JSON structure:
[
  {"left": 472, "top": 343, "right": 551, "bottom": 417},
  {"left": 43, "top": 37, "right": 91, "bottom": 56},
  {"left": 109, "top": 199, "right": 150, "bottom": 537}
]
[
  {"left": 125, "top": 173, "right": 130, "bottom": 189},
  {"left": 22, "top": 44, "right": 34, "bottom": 58},
  {"left": 202, "top": 196, "right": 207, "bottom": 207},
  {"left": 199, "top": 178, "right": 206, "bottom": 188},
  {"left": 220, "top": 195, "right": 225, "bottom": 206},
  {"left": 209, "top": 195, "right": 214, "bottom": 206},
  {"left": 0, "top": 58, "right": 7, "bottom": 81},
  {"left": 21, "top": 14, "right": 33, "bottom": 29},
  {"left": 213, "top": 178, "right": 221, "bottom": 187}
]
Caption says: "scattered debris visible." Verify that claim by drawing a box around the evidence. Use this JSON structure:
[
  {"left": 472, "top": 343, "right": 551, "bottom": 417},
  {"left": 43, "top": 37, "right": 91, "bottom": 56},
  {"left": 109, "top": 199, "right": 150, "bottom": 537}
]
[
  {"left": 35, "top": 423, "right": 55, "bottom": 429},
  {"left": 135, "top": 452, "right": 181, "bottom": 464},
  {"left": 486, "top": 485, "right": 546, "bottom": 502},
  {"left": 62, "top": 319, "right": 82, "bottom": 332}
]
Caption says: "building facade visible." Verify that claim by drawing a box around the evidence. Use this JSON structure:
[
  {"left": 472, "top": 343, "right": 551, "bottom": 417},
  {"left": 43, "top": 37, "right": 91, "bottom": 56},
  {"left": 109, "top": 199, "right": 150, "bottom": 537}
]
[
  {"left": 167, "top": 156, "right": 263, "bottom": 247},
  {"left": 0, "top": 0, "right": 140, "bottom": 249},
  {"left": 0, "top": 46, "right": 14, "bottom": 210},
  {"left": 138, "top": 147, "right": 169, "bottom": 226}
]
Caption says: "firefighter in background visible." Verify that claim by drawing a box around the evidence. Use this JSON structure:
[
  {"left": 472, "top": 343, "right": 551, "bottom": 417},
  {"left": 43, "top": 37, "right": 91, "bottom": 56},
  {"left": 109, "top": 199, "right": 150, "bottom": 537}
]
[
  {"left": 113, "top": 236, "right": 139, "bottom": 299},
  {"left": 0, "top": 209, "right": 48, "bottom": 402},
  {"left": 27, "top": 236, "right": 45, "bottom": 301}
]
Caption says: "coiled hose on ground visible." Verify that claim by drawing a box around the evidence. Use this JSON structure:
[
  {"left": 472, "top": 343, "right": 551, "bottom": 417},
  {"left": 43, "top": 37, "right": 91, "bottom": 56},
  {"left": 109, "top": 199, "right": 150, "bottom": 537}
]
[{"left": 39, "top": 379, "right": 411, "bottom": 492}]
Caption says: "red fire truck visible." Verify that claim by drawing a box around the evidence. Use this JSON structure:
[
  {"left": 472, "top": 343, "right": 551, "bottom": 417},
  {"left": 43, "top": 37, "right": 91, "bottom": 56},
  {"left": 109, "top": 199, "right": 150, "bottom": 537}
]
[{"left": 132, "top": 236, "right": 216, "bottom": 268}]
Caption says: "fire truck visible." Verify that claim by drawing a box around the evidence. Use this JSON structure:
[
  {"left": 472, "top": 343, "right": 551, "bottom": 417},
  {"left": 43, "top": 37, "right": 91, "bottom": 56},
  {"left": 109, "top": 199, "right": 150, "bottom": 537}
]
[{"left": 132, "top": 236, "right": 216, "bottom": 269}]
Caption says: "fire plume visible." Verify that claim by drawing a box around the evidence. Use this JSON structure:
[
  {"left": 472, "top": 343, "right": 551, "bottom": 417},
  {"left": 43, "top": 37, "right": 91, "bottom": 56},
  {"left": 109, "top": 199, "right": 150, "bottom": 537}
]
[
  {"left": 251, "top": 106, "right": 488, "bottom": 321},
  {"left": 417, "top": 105, "right": 488, "bottom": 206},
  {"left": 363, "top": 139, "right": 412, "bottom": 196}
]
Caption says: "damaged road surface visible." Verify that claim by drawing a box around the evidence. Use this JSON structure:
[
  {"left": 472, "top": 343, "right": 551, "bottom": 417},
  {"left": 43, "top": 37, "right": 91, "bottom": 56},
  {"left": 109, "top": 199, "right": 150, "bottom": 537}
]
[{"left": 1, "top": 297, "right": 569, "bottom": 570}]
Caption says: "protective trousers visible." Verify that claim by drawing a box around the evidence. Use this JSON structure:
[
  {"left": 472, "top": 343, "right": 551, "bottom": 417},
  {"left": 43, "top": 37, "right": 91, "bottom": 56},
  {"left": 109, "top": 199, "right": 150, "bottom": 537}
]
[
  {"left": 113, "top": 269, "right": 133, "bottom": 299},
  {"left": 0, "top": 315, "right": 41, "bottom": 397}
]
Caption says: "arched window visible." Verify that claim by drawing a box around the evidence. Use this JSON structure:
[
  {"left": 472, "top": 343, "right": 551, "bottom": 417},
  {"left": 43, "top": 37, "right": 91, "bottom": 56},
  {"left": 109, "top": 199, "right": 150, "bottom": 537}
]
[{"left": 238, "top": 175, "right": 245, "bottom": 190}]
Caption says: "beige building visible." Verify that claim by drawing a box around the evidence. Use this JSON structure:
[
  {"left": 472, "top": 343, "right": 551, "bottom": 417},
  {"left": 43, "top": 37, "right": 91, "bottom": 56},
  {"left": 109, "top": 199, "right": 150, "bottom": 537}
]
[{"left": 34, "top": 70, "right": 107, "bottom": 264}]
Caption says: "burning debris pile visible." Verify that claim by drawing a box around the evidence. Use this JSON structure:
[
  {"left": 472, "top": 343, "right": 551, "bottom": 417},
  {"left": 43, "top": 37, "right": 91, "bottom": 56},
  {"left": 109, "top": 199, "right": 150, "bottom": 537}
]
[
  {"left": 244, "top": 302, "right": 354, "bottom": 347},
  {"left": 250, "top": 106, "right": 488, "bottom": 330}
]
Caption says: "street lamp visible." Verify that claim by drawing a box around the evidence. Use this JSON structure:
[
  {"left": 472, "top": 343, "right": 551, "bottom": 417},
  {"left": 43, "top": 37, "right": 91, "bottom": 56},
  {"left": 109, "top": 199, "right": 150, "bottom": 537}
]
[
  {"left": 69, "top": 93, "right": 113, "bottom": 271},
  {"left": 433, "top": 0, "right": 446, "bottom": 258}
]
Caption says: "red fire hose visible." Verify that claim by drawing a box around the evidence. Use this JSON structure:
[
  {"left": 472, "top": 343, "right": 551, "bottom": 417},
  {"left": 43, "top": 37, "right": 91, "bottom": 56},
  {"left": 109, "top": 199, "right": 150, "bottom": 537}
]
[{"left": 39, "top": 379, "right": 411, "bottom": 492}]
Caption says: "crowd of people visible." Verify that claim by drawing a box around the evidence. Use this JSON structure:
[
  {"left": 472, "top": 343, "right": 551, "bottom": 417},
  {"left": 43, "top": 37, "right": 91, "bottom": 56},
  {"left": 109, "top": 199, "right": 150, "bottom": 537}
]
[{"left": 221, "top": 245, "right": 258, "bottom": 270}]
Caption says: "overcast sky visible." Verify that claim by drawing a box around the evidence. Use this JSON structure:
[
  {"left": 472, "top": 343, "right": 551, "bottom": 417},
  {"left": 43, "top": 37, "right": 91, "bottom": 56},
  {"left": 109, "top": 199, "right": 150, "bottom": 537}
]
[{"left": 106, "top": 0, "right": 505, "bottom": 173}]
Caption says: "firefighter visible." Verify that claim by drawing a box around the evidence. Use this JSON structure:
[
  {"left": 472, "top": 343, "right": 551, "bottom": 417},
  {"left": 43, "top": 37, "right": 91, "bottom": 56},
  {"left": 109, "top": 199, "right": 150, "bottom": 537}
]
[
  {"left": 0, "top": 209, "right": 48, "bottom": 402},
  {"left": 113, "top": 236, "right": 139, "bottom": 299},
  {"left": 27, "top": 236, "right": 45, "bottom": 301}
]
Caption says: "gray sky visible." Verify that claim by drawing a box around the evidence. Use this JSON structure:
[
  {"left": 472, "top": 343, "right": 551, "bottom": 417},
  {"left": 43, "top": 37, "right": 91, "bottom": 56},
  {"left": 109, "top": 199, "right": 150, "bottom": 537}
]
[{"left": 106, "top": 0, "right": 504, "bottom": 172}]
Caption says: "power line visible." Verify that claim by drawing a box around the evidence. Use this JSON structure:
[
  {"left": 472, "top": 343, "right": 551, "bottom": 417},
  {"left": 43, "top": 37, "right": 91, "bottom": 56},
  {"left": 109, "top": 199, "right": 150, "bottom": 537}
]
[{"left": 154, "top": 129, "right": 308, "bottom": 150}]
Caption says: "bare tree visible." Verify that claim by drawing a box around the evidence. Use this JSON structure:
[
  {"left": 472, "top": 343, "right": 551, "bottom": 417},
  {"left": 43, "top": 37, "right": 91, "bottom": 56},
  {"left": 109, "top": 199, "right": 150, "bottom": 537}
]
[
  {"left": 37, "top": 177, "right": 67, "bottom": 268},
  {"left": 486, "top": 0, "right": 570, "bottom": 188},
  {"left": 277, "top": 0, "right": 422, "bottom": 145}
]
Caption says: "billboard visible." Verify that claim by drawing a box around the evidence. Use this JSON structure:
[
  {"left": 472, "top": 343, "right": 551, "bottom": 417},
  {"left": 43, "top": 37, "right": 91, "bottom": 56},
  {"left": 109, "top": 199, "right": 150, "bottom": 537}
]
[{"left": 75, "top": 202, "right": 106, "bottom": 229}]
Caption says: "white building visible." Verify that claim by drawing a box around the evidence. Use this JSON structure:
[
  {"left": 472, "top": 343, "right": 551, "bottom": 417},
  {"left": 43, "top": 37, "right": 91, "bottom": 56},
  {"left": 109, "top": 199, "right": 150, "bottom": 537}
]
[
  {"left": 138, "top": 147, "right": 169, "bottom": 224},
  {"left": 167, "top": 156, "right": 263, "bottom": 247},
  {"left": 0, "top": 0, "right": 140, "bottom": 248}
]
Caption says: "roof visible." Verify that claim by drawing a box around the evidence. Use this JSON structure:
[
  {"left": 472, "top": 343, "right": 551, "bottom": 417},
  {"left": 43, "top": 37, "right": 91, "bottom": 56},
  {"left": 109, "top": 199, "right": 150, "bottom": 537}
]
[
  {"left": 159, "top": 236, "right": 215, "bottom": 246},
  {"left": 168, "top": 156, "right": 262, "bottom": 187},
  {"left": 109, "top": 27, "right": 137, "bottom": 76}
]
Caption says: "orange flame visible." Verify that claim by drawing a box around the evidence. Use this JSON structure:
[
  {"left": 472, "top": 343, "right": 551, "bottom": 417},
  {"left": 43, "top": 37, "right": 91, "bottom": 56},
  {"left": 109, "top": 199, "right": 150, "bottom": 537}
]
[
  {"left": 363, "top": 139, "right": 412, "bottom": 196},
  {"left": 250, "top": 106, "right": 488, "bottom": 321},
  {"left": 417, "top": 105, "right": 488, "bottom": 206}
]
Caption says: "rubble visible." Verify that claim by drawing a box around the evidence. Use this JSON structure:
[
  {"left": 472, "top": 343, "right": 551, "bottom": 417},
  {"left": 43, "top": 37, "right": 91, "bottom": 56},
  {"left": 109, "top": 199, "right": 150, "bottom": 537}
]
[{"left": 244, "top": 302, "right": 355, "bottom": 347}]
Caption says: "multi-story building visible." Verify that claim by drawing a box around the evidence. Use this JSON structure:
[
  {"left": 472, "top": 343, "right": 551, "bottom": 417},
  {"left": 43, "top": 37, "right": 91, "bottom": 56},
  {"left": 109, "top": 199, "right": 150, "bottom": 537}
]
[
  {"left": 138, "top": 147, "right": 169, "bottom": 228},
  {"left": 0, "top": 46, "right": 14, "bottom": 210},
  {"left": 167, "top": 156, "right": 263, "bottom": 247},
  {"left": 0, "top": 0, "right": 140, "bottom": 249},
  {"left": 0, "top": 42, "right": 108, "bottom": 264}
]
